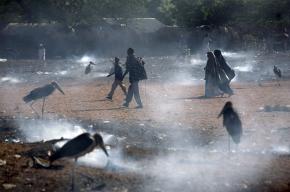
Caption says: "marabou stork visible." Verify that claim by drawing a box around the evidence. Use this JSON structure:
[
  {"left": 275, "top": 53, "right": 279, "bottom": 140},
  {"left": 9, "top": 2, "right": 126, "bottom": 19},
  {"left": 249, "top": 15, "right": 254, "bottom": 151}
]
[
  {"left": 49, "top": 132, "right": 108, "bottom": 191},
  {"left": 273, "top": 65, "right": 282, "bottom": 86},
  {"left": 84, "top": 61, "right": 96, "bottom": 74},
  {"left": 23, "top": 81, "right": 65, "bottom": 117},
  {"left": 218, "top": 101, "right": 242, "bottom": 152}
]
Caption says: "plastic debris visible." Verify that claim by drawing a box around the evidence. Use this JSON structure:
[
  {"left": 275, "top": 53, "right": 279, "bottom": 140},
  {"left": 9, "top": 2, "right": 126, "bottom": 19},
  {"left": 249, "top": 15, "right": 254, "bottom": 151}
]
[
  {"left": 104, "top": 135, "right": 119, "bottom": 147},
  {"left": 0, "top": 159, "right": 6, "bottom": 166},
  {"left": 14, "top": 154, "right": 21, "bottom": 159},
  {"left": 3, "top": 184, "right": 16, "bottom": 190},
  {"left": 261, "top": 105, "right": 290, "bottom": 112},
  {"left": 0, "top": 58, "right": 7, "bottom": 62},
  {"left": 32, "top": 156, "right": 50, "bottom": 168}
]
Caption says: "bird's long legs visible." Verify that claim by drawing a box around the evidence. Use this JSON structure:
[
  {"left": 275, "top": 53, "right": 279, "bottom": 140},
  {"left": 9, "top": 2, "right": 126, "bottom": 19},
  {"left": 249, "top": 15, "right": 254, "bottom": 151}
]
[
  {"left": 228, "top": 135, "right": 231, "bottom": 152},
  {"left": 29, "top": 101, "right": 40, "bottom": 117},
  {"left": 71, "top": 159, "right": 77, "bottom": 192},
  {"left": 41, "top": 97, "right": 46, "bottom": 118}
]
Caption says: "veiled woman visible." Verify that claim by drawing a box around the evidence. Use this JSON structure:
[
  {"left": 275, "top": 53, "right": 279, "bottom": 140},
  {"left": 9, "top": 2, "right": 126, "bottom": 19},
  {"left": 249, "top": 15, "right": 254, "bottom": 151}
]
[
  {"left": 214, "top": 49, "right": 234, "bottom": 96},
  {"left": 204, "top": 52, "right": 221, "bottom": 97}
]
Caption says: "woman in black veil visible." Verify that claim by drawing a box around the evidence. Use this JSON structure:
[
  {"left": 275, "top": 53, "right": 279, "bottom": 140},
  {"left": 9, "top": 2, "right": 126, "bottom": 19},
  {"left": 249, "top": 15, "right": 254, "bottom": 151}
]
[
  {"left": 214, "top": 50, "right": 234, "bottom": 96},
  {"left": 204, "top": 52, "right": 221, "bottom": 97}
]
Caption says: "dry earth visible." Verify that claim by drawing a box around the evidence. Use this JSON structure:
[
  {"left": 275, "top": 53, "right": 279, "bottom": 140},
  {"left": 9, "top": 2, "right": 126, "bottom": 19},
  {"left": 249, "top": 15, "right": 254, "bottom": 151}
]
[{"left": 0, "top": 66, "right": 290, "bottom": 191}]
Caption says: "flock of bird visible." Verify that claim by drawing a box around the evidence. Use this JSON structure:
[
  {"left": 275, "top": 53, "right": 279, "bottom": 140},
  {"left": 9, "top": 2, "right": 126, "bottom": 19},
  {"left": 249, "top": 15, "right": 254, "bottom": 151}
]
[{"left": 21, "top": 64, "right": 283, "bottom": 190}]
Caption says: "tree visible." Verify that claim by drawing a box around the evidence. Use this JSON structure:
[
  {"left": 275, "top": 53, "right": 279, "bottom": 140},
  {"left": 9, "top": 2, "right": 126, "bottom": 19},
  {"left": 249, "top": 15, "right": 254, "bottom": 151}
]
[{"left": 171, "top": 0, "right": 243, "bottom": 27}]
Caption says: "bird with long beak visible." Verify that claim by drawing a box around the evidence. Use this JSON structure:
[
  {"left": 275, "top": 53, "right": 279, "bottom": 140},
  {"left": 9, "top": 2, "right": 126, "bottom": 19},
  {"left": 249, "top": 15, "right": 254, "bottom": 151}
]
[
  {"left": 49, "top": 132, "right": 108, "bottom": 191},
  {"left": 218, "top": 101, "right": 242, "bottom": 152},
  {"left": 273, "top": 65, "right": 282, "bottom": 86},
  {"left": 23, "top": 81, "right": 65, "bottom": 118},
  {"left": 85, "top": 61, "right": 96, "bottom": 74}
]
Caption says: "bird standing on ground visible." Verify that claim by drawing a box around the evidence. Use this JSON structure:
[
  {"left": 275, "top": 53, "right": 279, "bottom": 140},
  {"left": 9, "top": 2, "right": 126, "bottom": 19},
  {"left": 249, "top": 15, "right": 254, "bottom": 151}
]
[
  {"left": 273, "top": 65, "right": 282, "bottom": 86},
  {"left": 218, "top": 101, "right": 242, "bottom": 152},
  {"left": 84, "top": 61, "right": 96, "bottom": 74},
  {"left": 23, "top": 81, "right": 65, "bottom": 117},
  {"left": 49, "top": 132, "right": 109, "bottom": 191}
]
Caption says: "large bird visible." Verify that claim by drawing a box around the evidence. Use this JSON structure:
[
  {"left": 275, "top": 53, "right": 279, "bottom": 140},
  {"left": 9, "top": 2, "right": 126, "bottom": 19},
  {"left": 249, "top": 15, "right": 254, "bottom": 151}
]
[
  {"left": 218, "top": 101, "right": 242, "bottom": 152},
  {"left": 23, "top": 81, "right": 65, "bottom": 117},
  {"left": 273, "top": 65, "right": 282, "bottom": 86},
  {"left": 84, "top": 61, "right": 96, "bottom": 74},
  {"left": 49, "top": 133, "right": 108, "bottom": 191}
]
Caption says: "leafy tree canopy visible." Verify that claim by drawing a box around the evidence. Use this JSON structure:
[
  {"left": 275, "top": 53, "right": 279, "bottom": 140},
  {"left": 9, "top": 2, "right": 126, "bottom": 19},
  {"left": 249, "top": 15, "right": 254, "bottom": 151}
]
[{"left": 0, "top": 0, "right": 289, "bottom": 29}]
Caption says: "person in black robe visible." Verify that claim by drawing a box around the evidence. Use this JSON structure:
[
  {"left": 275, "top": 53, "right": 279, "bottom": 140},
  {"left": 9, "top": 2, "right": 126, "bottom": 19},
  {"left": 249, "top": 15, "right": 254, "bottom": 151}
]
[
  {"left": 214, "top": 50, "right": 234, "bottom": 96},
  {"left": 204, "top": 52, "right": 221, "bottom": 97}
]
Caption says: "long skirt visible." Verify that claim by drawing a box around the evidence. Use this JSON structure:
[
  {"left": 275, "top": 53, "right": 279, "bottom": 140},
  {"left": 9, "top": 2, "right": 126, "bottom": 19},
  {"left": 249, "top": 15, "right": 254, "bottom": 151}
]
[{"left": 205, "top": 76, "right": 221, "bottom": 97}]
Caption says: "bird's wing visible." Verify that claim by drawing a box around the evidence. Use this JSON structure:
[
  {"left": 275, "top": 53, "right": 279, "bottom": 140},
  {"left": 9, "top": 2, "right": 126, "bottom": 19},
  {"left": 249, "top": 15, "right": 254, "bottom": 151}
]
[
  {"left": 26, "top": 85, "right": 55, "bottom": 100},
  {"left": 51, "top": 133, "right": 94, "bottom": 160},
  {"left": 85, "top": 65, "right": 91, "bottom": 74},
  {"left": 225, "top": 113, "right": 242, "bottom": 136},
  {"left": 278, "top": 69, "right": 282, "bottom": 77}
]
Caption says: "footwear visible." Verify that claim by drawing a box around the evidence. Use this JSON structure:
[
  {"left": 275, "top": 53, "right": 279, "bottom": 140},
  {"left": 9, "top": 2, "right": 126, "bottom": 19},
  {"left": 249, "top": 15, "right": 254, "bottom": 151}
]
[
  {"left": 135, "top": 105, "right": 143, "bottom": 109},
  {"left": 106, "top": 96, "right": 112, "bottom": 100},
  {"left": 122, "top": 103, "right": 129, "bottom": 107}
]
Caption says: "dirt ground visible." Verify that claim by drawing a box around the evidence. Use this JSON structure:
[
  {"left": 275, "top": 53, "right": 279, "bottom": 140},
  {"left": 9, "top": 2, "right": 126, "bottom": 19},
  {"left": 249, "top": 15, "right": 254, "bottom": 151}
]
[{"left": 1, "top": 70, "right": 290, "bottom": 191}]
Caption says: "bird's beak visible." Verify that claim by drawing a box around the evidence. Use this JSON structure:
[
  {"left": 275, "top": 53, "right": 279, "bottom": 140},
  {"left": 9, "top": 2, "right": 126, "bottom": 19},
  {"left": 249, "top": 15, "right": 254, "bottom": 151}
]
[
  {"left": 100, "top": 144, "right": 109, "bottom": 156},
  {"left": 55, "top": 83, "right": 65, "bottom": 95}
]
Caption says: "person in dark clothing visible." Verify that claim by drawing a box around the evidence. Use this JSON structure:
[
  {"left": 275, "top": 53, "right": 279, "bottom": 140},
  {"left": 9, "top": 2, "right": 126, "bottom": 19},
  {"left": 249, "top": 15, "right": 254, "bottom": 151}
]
[
  {"left": 204, "top": 52, "right": 221, "bottom": 97},
  {"left": 122, "top": 48, "right": 147, "bottom": 108},
  {"left": 214, "top": 49, "right": 234, "bottom": 96},
  {"left": 106, "top": 57, "right": 127, "bottom": 100}
]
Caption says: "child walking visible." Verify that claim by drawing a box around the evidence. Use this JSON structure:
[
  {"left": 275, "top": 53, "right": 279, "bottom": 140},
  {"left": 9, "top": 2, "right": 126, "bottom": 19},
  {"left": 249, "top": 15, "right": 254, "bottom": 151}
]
[{"left": 106, "top": 57, "right": 127, "bottom": 100}]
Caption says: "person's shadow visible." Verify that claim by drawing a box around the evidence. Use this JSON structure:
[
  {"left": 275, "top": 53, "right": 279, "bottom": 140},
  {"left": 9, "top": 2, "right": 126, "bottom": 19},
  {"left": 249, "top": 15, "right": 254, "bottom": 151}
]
[
  {"left": 172, "top": 95, "right": 223, "bottom": 100},
  {"left": 72, "top": 107, "right": 123, "bottom": 112}
]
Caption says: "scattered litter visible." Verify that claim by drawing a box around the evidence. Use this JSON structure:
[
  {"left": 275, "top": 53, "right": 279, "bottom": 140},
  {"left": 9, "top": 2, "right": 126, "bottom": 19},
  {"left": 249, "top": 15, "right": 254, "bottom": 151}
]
[
  {"left": 224, "top": 182, "right": 231, "bottom": 187},
  {"left": 54, "top": 70, "right": 68, "bottom": 76},
  {"left": 32, "top": 156, "right": 50, "bottom": 168},
  {"left": 139, "top": 123, "right": 145, "bottom": 126},
  {"left": 103, "top": 120, "right": 110, "bottom": 124},
  {"left": 209, "top": 149, "right": 218, "bottom": 153},
  {"left": 28, "top": 159, "right": 34, "bottom": 168},
  {"left": 0, "top": 159, "right": 6, "bottom": 166},
  {"left": 2, "top": 183, "right": 16, "bottom": 190},
  {"left": 270, "top": 129, "right": 277, "bottom": 133},
  {"left": 104, "top": 134, "right": 119, "bottom": 147},
  {"left": 260, "top": 105, "right": 290, "bottom": 112},
  {"left": 1, "top": 77, "right": 20, "bottom": 83},
  {"left": 0, "top": 58, "right": 7, "bottom": 62},
  {"left": 14, "top": 154, "right": 21, "bottom": 159},
  {"left": 242, "top": 184, "right": 248, "bottom": 189},
  {"left": 12, "top": 139, "right": 20, "bottom": 143},
  {"left": 271, "top": 146, "right": 290, "bottom": 155},
  {"left": 208, "top": 141, "right": 215, "bottom": 145}
]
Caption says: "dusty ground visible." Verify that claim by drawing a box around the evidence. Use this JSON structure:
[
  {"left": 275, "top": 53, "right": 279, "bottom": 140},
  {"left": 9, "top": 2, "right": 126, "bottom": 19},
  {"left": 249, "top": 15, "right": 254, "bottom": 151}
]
[{"left": 1, "top": 60, "right": 290, "bottom": 191}]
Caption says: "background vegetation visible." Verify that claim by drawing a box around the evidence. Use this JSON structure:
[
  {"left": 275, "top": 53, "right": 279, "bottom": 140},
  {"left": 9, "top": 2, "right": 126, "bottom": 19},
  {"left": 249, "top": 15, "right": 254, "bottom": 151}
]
[{"left": 0, "top": 0, "right": 290, "bottom": 29}]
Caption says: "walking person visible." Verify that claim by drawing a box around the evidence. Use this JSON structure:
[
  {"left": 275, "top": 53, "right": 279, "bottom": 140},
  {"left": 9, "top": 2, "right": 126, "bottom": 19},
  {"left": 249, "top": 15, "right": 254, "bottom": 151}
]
[
  {"left": 106, "top": 57, "right": 127, "bottom": 100},
  {"left": 214, "top": 49, "right": 234, "bottom": 96},
  {"left": 204, "top": 52, "right": 221, "bottom": 97},
  {"left": 122, "top": 48, "right": 147, "bottom": 108}
]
